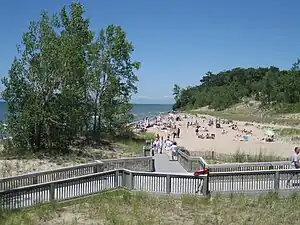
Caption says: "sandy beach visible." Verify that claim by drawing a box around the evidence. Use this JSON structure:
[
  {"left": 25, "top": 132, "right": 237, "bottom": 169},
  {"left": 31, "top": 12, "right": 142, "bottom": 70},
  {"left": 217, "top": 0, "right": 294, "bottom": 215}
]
[{"left": 148, "top": 113, "right": 296, "bottom": 158}]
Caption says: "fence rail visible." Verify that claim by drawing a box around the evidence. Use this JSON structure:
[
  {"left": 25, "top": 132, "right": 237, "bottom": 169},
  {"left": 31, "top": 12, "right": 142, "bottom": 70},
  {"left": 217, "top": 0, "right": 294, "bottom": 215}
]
[
  {"left": 2, "top": 168, "right": 300, "bottom": 210},
  {"left": 177, "top": 149, "right": 291, "bottom": 172},
  {"left": 0, "top": 156, "right": 154, "bottom": 191}
]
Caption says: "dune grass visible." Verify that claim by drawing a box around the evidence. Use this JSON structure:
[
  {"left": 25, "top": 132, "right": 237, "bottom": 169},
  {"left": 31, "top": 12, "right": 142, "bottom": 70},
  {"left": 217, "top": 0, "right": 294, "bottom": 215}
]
[
  {"left": 189, "top": 110, "right": 300, "bottom": 126},
  {"left": 1, "top": 190, "right": 299, "bottom": 225},
  {"left": 0, "top": 131, "right": 156, "bottom": 178},
  {"left": 209, "top": 149, "right": 288, "bottom": 163},
  {"left": 115, "top": 131, "right": 156, "bottom": 157},
  {"left": 274, "top": 128, "right": 300, "bottom": 136},
  {"left": 188, "top": 149, "right": 289, "bottom": 164}
]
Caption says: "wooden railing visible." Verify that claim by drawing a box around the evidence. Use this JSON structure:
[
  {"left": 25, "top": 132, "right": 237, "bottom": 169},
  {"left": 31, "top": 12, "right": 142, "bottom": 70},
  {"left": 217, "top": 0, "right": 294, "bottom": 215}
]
[
  {"left": 177, "top": 149, "right": 291, "bottom": 172},
  {"left": 2, "top": 168, "right": 300, "bottom": 210},
  {"left": 0, "top": 156, "right": 154, "bottom": 191}
]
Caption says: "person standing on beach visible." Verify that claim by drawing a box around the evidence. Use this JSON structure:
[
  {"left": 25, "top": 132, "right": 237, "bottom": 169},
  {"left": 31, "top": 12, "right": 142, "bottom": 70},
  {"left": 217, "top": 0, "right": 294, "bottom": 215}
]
[
  {"left": 195, "top": 127, "right": 199, "bottom": 136},
  {"left": 172, "top": 126, "right": 177, "bottom": 140},
  {"left": 177, "top": 127, "right": 180, "bottom": 138}
]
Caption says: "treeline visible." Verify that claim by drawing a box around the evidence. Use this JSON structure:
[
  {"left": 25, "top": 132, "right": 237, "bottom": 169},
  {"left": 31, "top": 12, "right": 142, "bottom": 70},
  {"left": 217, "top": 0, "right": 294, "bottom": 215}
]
[
  {"left": 1, "top": 3, "right": 140, "bottom": 153},
  {"left": 173, "top": 63, "right": 300, "bottom": 112}
]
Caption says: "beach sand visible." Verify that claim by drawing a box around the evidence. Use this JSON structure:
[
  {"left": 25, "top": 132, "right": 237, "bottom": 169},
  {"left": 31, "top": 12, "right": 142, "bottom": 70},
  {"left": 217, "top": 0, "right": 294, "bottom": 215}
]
[{"left": 148, "top": 113, "right": 296, "bottom": 158}]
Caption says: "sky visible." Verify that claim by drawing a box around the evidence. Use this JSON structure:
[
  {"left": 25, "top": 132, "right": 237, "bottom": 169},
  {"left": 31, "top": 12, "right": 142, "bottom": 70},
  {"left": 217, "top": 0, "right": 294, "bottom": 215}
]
[{"left": 1, "top": 0, "right": 300, "bottom": 104}]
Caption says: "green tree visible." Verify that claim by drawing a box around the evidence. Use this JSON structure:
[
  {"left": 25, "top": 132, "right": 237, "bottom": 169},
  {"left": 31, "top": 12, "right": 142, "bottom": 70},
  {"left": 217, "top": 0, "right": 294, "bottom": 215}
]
[
  {"left": 172, "top": 84, "right": 181, "bottom": 101},
  {"left": 89, "top": 25, "right": 140, "bottom": 138},
  {"left": 1, "top": 3, "right": 140, "bottom": 153},
  {"left": 173, "top": 64, "right": 300, "bottom": 112}
]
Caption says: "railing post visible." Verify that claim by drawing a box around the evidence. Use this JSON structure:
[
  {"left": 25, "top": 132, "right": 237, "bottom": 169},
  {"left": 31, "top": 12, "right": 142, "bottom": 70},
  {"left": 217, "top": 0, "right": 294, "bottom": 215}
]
[
  {"left": 211, "top": 151, "right": 215, "bottom": 160},
  {"left": 151, "top": 158, "right": 155, "bottom": 172},
  {"left": 128, "top": 172, "right": 134, "bottom": 190},
  {"left": 93, "top": 161, "right": 104, "bottom": 173},
  {"left": 166, "top": 175, "right": 171, "bottom": 194},
  {"left": 49, "top": 183, "right": 55, "bottom": 200},
  {"left": 189, "top": 161, "right": 193, "bottom": 172},
  {"left": 114, "top": 170, "right": 120, "bottom": 188},
  {"left": 202, "top": 175, "right": 209, "bottom": 196},
  {"left": 122, "top": 170, "right": 127, "bottom": 187},
  {"left": 32, "top": 175, "right": 38, "bottom": 185},
  {"left": 274, "top": 171, "right": 280, "bottom": 192}
]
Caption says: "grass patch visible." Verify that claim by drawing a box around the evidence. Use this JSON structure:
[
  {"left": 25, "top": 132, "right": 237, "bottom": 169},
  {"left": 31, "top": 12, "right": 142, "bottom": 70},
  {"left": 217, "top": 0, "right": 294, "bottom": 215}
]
[
  {"left": 1, "top": 190, "right": 300, "bottom": 224},
  {"left": 115, "top": 132, "right": 156, "bottom": 157},
  {"left": 274, "top": 128, "right": 300, "bottom": 136},
  {"left": 272, "top": 103, "right": 300, "bottom": 114}
]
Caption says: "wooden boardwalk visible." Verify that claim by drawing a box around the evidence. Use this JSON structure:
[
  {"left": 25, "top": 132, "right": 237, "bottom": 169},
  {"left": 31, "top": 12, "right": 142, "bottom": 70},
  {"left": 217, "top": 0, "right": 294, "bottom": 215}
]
[{"left": 154, "top": 153, "right": 188, "bottom": 173}]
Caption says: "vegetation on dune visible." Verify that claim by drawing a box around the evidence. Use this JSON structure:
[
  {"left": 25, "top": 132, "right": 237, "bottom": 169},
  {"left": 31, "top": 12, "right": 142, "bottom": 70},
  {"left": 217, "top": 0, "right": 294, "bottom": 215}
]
[
  {"left": 1, "top": 3, "right": 142, "bottom": 157},
  {"left": 189, "top": 149, "right": 289, "bottom": 164},
  {"left": 1, "top": 190, "right": 299, "bottom": 225},
  {"left": 172, "top": 65, "right": 300, "bottom": 113}
]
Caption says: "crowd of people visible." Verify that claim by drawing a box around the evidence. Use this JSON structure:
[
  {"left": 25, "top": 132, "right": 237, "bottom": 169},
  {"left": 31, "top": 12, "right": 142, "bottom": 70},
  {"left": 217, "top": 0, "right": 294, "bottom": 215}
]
[
  {"left": 151, "top": 133, "right": 179, "bottom": 160},
  {"left": 143, "top": 113, "right": 300, "bottom": 188}
]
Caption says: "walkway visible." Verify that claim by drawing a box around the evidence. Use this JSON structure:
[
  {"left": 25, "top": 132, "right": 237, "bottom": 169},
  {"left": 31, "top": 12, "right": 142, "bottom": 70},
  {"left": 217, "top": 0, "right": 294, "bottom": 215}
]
[{"left": 154, "top": 153, "right": 188, "bottom": 173}]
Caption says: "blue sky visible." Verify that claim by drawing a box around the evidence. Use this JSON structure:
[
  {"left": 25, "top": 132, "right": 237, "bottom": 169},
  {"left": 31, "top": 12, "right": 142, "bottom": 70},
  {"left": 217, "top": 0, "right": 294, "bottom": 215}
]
[{"left": 1, "top": 0, "right": 300, "bottom": 104}]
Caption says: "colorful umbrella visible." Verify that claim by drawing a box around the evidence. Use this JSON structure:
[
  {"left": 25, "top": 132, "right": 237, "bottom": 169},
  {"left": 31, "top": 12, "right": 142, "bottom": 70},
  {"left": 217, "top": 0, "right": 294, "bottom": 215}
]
[{"left": 264, "top": 129, "right": 275, "bottom": 136}]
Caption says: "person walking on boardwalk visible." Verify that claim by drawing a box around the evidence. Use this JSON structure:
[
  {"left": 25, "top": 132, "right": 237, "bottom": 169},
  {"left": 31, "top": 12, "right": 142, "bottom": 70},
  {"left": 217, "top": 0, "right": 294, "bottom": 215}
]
[
  {"left": 152, "top": 138, "right": 160, "bottom": 154},
  {"left": 171, "top": 141, "right": 178, "bottom": 161},
  {"left": 286, "top": 147, "right": 300, "bottom": 186},
  {"left": 159, "top": 136, "right": 164, "bottom": 154}
]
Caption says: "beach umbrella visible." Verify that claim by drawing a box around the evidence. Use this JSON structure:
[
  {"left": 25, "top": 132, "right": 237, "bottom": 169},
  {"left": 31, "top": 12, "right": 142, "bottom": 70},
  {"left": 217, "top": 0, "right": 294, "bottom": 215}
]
[{"left": 264, "top": 129, "right": 275, "bottom": 136}]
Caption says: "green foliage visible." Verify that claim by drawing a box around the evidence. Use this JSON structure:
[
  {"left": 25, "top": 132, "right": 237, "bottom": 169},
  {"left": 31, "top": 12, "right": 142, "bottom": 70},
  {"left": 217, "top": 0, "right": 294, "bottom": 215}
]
[
  {"left": 1, "top": 190, "right": 300, "bottom": 225},
  {"left": 1, "top": 3, "right": 140, "bottom": 154},
  {"left": 173, "top": 66, "right": 300, "bottom": 111},
  {"left": 274, "top": 128, "right": 300, "bottom": 136}
]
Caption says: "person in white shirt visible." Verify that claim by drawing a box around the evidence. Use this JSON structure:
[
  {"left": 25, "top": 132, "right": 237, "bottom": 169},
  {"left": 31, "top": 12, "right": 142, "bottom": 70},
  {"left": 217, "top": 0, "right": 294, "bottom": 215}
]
[
  {"left": 165, "top": 139, "right": 173, "bottom": 151},
  {"left": 286, "top": 147, "right": 300, "bottom": 186},
  {"left": 291, "top": 147, "right": 300, "bottom": 168},
  {"left": 152, "top": 138, "right": 160, "bottom": 154},
  {"left": 171, "top": 141, "right": 178, "bottom": 161}
]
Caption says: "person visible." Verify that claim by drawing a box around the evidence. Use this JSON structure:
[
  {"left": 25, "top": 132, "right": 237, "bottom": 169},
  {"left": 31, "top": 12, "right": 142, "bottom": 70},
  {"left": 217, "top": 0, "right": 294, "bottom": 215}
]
[
  {"left": 165, "top": 138, "right": 173, "bottom": 151},
  {"left": 195, "top": 127, "right": 199, "bottom": 136},
  {"left": 172, "top": 126, "right": 177, "bottom": 140},
  {"left": 177, "top": 127, "right": 180, "bottom": 138},
  {"left": 286, "top": 147, "right": 300, "bottom": 186},
  {"left": 170, "top": 141, "right": 178, "bottom": 161},
  {"left": 152, "top": 138, "right": 160, "bottom": 155},
  {"left": 159, "top": 136, "right": 164, "bottom": 154}
]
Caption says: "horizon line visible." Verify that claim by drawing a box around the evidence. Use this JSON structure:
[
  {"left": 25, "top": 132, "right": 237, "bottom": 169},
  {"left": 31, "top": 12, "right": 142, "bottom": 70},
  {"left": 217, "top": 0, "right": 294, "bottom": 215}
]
[{"left": 0, "top": 100, "right": 172, "bottom": 105}]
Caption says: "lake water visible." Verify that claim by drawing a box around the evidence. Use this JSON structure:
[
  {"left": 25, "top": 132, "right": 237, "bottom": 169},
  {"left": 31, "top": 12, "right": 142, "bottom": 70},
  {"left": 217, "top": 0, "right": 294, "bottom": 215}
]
[{"left": 0, "top": 102, "right": 173, "bottom": 121}]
